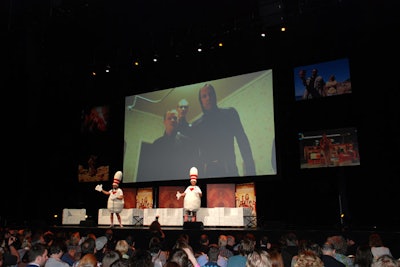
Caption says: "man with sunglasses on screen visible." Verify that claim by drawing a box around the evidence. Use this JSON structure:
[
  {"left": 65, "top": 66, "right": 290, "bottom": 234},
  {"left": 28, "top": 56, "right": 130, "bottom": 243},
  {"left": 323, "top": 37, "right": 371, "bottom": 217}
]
[{"left": 176, "top": 98, "right": 192, "bottom": 135}]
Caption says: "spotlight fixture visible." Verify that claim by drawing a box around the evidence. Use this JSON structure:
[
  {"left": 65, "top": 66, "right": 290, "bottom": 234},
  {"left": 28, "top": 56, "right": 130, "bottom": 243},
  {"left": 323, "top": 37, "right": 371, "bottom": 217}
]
[{"left": 153, "top": 54, "right": 159, "bottom": 62}]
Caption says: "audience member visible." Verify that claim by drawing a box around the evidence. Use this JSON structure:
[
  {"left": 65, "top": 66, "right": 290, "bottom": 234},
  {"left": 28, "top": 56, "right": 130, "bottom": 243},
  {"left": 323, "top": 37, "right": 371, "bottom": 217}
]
[
  {"left": 131, "top": 249, "right": 153, "bottom": 267},
  {"left": 326, "top": 235, "right": 354, "bottom": 267},
  {"left": 191, "top": 83, "right": 256, "bottom": 178},
  {"left": 371, "top": 255, "right": 399, "bottom": 267},
  {"left": 293, "top": 250, "right": 323, "bottom": 267},
  {"left": 227, "top": 237, "right": 256, "bottom": 267},
  {"left": 320, "top": 242, "right": 346, "bottom": 267},
  {"left": 124, "top": 235, "right": 135, "bottom": 258},
  {"left": 218, "top": 235, "right": 234, "bottom": 259},
  {"left": 203, "top": 244, "right": 221, "bottom": 267},
  {"left": 268, "top": 248, "right": 285, "bottom": 267},
  {"left": 73, "top": 238, "right": 99, "bottom": 267},
  {"left": 148, "top": 237, "right": 168, "bottom": 267},
  {"left": 194, "top": 234, "right": 210, "bottom": 258},
  {"left": 226, "top": 236, "right": 235, "bottom": 256},
  {"left": 258, "top": 235, "right": 272, "bottom": 252},
  {"left": 94, "top": 236, "right": 108, "bottom": 262},
  {"left": 104, "top": 229, "right": 117, "bottom": 251},
  {"left": 145, "top": 218, "right": 166, "bottom": 251},
  {"left": 280, "top": 232, "right": 299, "bottom": 267},
  {"left": 168, "top": 248, "right": 189, "bottom": 267},
  {"left": 101, "top": 251, "right": 120, "bottom": 267},
  {"left": 291, "top": 239, "right": 321, "bottom": 267},
  {"left": 246, "top": 249, "right": 272, "bottom": 267},
  {"left": 353, "top": 244, "right": 373, "bottom": 267},
  {"left": 26, "top": 243, "right": 48, "bottom": 267},
  {"left": 115, "top": 240, "right": 130, "bottom": 260},
  {"left": 78, "top": 254, "right": 98, "bottom": 267},
  {"left": 368, "top": 233, "right": 392, "bottom": 260},
  {"left": 45, "top": 239, "right": 70, "bottom": 267}
]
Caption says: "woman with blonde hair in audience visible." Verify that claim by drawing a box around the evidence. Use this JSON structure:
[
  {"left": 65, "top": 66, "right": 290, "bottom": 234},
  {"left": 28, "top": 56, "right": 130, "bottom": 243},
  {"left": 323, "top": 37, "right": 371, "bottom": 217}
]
[
  {"left": 115, "top": 240, "right": 130, "bottom": 260},
  {"left": 246, "top": 249, "right": 272, "bottom": 267},
  {"left": 293, "top": 250, "right": 323, "bottom": 267}
]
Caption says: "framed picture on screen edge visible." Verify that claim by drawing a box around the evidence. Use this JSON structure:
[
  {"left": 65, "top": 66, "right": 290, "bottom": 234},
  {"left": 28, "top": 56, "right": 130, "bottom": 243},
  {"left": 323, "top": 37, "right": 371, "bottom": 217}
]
[
  {"left": 294, "top": 57, "right": 352, "bottom": 101},
  {"left": 298, "top": 127, "right": 360, "bottom": 169}
]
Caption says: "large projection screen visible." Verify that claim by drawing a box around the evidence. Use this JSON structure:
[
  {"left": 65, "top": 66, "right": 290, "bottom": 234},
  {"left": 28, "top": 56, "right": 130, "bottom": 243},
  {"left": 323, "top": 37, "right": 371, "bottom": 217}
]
[{"left": 123, "top": 69, "right": 276, "bottom": 183}]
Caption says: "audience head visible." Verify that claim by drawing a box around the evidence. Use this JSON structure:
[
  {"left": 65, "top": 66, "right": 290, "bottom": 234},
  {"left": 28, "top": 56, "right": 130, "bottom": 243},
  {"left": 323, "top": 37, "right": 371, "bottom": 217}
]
[
  {"left": 115, "top": 240, "right": 129, "bottom": 256},
  {"left": 268, "top": 248, "right": 284, "bottom": 267},
  {"left": 102, "top": 250, "right": 121, "bottom": 267},
  {"left": 293, "top": 250, "right": 323, "bottom": 267},
  {"left": 131, "top": 249, "right": 152, "bottom": 267},
  {"left": 354, "top": 244, "right": 374, "bottom": 267},
  {"left": 78, "top": 253, "right": 98, "bottom": 267},
  {"left": 27, "top": 243, "right": 48, "bottom": 266},
  {"left": 218, "top": 235, "right": 228, "bottom": 247},
  {"left": 110, "top": 258, "right": 132, "bottom": 267},
  {"left": 326, "top": 235, "right": 347, "bottom": 255},
  {"left": 169, "top": 248, "right": 189, "bottom": 267},
  {"left": 207, "top": 244, "right": 220, "bottom": 262},
  {"left": 81, "top": 238, "right": 96, "bottom": 256},
  {"left": 246, "top": 249, "right": 272, "bottom": 267},
  {"left": 372, "top": 255, "right": 399, "bottom": 267},
  {"left": 238, "top": 236, "right": 256, "bottom": 256},
  {"left": 369, "top": 233, "right": 384, "bottom": 247}
]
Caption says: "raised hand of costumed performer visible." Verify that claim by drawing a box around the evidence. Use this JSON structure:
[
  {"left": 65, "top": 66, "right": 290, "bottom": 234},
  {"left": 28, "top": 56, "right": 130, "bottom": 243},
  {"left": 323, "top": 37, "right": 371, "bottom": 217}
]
[
  {"left": 95, "top": 171, "right": 124, "bottom": 227},
  {"left": 176, "top": 167, "right": 202, "bottom": 222}
]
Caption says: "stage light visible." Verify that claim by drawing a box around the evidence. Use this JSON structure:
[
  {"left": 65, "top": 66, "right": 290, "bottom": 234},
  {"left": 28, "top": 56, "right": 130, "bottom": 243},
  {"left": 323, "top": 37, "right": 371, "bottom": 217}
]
[{"left": 153, "top": 54, "right": 159, "bottom": 62}]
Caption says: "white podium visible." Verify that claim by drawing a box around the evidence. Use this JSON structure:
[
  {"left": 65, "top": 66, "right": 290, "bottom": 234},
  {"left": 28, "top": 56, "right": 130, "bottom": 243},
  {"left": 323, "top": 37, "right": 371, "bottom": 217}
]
[
  {"left": 98, "top": 208, "right": 144, "bottom": 226},
  {"left": 198, "top": 207, "right": 254, "bottom": 227},
  {"left": 143, "top": 208, "right": 183, "bottom": 226},
  {"left": 62, "top": 209, "right": 87, "bottom": 225}
]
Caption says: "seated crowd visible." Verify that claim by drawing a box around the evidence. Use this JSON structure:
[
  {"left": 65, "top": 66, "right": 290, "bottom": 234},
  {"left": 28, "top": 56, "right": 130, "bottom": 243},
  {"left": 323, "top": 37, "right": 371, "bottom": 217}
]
[{"left": 0, "top": 222, "right": 398, "bottom": 267}]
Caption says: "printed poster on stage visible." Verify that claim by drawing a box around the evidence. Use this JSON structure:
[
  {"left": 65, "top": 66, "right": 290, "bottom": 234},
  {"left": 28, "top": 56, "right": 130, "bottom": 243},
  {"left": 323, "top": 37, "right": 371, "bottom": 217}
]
[
  {"left": 159, "top": 186, "right": 185, "bottom": 208},
  {"left": 136, "top": 187, "right": 153, "bottom": 209},
  {"left": 235, "top": 183, "right": 256, "bottom": 216}
]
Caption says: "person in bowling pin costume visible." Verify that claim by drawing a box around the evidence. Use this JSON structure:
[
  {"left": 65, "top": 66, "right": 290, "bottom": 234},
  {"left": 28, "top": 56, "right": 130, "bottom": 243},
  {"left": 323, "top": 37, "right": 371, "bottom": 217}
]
[
  {"left": 95, "top": 171, "right": 124, "bottom": 227},
  {"left": 176, "top": 167, "right": 202, "bottom": 222}
]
